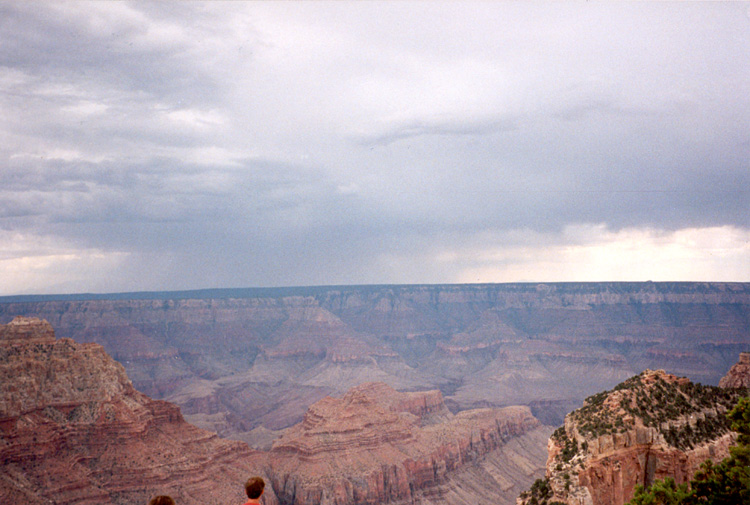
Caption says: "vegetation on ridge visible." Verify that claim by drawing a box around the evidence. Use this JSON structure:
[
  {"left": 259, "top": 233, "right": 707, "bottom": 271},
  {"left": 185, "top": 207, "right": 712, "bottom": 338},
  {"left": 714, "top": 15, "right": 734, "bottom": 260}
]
[
  {"left": 551, "top": 370, "right": 746, "bottom": 452},
  {"left": 524, "top": 395, "right": 750, "bottom": 505},
  {"left": 628, "top": 396, "right": 750, "bottom": 505},
  {"left": 520, "top": 371, "right": 749, "bottom": 505},
  {"left": 518, "top": 477, "right": 565, "bottom": 505}
]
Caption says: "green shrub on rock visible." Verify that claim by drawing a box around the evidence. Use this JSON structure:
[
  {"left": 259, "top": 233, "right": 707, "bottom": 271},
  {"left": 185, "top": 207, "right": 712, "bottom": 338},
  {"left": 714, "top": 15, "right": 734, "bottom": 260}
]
[{"left": 627, "top": 397, "right": 750, "bottom": 505}]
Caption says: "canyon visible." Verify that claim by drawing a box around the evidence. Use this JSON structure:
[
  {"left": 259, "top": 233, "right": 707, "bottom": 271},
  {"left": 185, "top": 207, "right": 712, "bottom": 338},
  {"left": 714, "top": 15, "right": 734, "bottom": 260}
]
[
  {"left": 1, "top": 282, "right": 747, "bottom": 446},
  {"left": 2, "top": 280, "right": 748, "bottom": 505},
  {"left": 1, "top": 317, "right": 549, "bottom": 505}
]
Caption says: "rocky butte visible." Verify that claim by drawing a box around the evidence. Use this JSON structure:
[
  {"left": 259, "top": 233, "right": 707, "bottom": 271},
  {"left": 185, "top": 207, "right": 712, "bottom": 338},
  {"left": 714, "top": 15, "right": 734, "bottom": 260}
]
[
  {"left": 263, "top": 382, "right": 551, "bottom": 505},
  {"left": 718, "top": 351, "right": 750, "bottom": 388},
  {"left": 0, "top": 317, "right": 275, "bottom": 505},
  {"left": 1, "top": 282, "right": 748, "bottom": 445},
  {"left": 518, "top": 367, "right": 748, "bottom": 505}
]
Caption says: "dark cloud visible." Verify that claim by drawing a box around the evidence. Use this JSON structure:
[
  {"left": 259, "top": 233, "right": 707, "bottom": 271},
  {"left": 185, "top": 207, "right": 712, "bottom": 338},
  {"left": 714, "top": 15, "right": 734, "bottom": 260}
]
[
  {"left": 357, "top": 116, "right": 518, "bottom": 146},
  {"left": 0, "top": 1, "right": 748, "bottom": 294},
  {"left": 0, "top": 2, "right": 223, "bottom": 103}
]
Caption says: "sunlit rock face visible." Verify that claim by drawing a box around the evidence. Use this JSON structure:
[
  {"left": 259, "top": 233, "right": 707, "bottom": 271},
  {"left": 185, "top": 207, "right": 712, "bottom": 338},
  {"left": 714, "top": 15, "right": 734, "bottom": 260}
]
[
  {"left": 519, "top": 368, "right": 747, "bottom": 505},
  {"left": 1, "top": 282, "right": 748, "bottom": 440},
  {"left": 0, "top": 317, "right": 275, "bottom": 505},
  {"left": 263, "top": 381, "right": 548, "bottom": 505},
  {"left": 719, "top": 352, "right": 750, "bottom": 388}
]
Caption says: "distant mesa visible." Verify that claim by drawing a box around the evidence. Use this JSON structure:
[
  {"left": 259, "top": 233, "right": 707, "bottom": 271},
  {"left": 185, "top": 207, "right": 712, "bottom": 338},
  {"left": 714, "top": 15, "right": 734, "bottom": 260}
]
[{"left": 2, "top": 281, "right": 748, "bottom": 440}]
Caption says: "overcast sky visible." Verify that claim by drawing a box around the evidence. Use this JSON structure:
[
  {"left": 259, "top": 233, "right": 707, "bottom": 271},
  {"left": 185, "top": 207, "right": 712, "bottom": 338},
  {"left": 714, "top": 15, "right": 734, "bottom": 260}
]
[{"left": 1, "top": 1, "right": 749, "bottom": 295}]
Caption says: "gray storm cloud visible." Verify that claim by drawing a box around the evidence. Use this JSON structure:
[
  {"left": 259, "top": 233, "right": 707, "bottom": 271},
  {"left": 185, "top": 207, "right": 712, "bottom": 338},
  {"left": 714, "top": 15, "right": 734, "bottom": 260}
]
[{"left": 0, "top": 1, "right": 748, "bottom": 294}]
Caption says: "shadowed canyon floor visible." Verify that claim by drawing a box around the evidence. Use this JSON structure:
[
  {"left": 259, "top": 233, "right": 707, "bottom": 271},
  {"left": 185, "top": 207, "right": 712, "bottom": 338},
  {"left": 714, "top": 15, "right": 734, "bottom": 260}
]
[{"left": 1, "top": 282, "right": 748, "bottom": 446}]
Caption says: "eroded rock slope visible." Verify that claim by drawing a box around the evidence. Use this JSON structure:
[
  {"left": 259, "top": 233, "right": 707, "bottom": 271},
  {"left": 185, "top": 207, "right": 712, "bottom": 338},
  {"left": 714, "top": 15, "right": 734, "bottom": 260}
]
[
  {"left": 1, "top": 316, "right": 552, "bottom": 505},
  {"left": 263, "top": 382, "right": 550, "bottom": 505},
  {"left": 519, "top": 368, "right": 748, "bottom": 505},
  {"left": 0, "top": 317, "right": 274, "bottom": 505},
  {"left": 718, "top": 351, "right": 750, "bottom": 388}
]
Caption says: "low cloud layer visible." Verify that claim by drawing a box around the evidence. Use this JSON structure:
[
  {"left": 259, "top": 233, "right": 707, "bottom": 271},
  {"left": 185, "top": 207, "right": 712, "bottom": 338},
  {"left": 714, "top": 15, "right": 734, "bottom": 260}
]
[{"left": 1, "top": 2, "right": 748, "bottom": 295}]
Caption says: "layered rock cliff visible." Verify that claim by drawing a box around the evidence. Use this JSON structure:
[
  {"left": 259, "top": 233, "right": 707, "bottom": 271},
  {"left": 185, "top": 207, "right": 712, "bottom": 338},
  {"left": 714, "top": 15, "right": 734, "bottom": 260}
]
[
  {"left": 519, "top": 368, "right": 748, "bottom": 505},
  {"left": 263, "top": 382, "right": 548, "bottom": 505},
  {"left": 0, "top": 317, "right": 275, "bottom": 505},
  {"left": 719, "top": 351, "right": 750, "bottom": 388},
  {"left": 0, "top": 317, "right": 555, "bottom": 505},
  {"left": 1, "top": 282, "right": 748, "bottom": 440}
]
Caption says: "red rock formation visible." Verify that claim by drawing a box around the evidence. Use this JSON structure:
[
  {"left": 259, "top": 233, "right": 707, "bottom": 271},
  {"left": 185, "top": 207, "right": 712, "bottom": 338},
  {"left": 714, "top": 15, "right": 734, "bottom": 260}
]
[
  {"left": 0, "top": 316, "right": 55, "bottom": 344},
  {"left": 521, "top": 369, "right": 746, "bottom": 505},
  {"left": 576, "top": 435, "right": 736, "bottom": 505},
  {"left": 261, "top": 303, "right": 397, "bottom": 363},
  {"left": 718, "top": 351, "right": 750, "bottom": 388},
  {"left": 264, "top": 382, "right": 541, "bottom": 505},
  {"left": 0, "top": 317, "right": 554, "bottom": 505},
  {"left": 0, "top": 317, "right": 275, "bottom": 505}
]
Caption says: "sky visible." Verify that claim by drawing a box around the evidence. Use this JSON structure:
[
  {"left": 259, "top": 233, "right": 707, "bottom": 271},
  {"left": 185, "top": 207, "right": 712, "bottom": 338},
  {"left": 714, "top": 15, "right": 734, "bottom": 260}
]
[{"left": 0, "top": 1, "right": 749, "bottom": 295}]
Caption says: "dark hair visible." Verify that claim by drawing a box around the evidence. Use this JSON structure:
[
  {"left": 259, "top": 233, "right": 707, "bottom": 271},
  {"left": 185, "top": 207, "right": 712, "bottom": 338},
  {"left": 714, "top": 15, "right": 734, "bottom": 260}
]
[
  {"left": 148, "top": 496, "right": 175, "bottom": 505},
  {"left": 245, "top": 476, "right": 265, "bottom": 499}
]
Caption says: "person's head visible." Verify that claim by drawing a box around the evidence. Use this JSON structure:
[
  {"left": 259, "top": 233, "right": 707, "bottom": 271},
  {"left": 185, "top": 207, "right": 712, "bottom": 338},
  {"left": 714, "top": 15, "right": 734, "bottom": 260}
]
[
  {"left": 148, "top": 496, "right": 175, "bottom": 505},
  {"left": 245, "top": 476, "right": 265, "bottom": 500}
]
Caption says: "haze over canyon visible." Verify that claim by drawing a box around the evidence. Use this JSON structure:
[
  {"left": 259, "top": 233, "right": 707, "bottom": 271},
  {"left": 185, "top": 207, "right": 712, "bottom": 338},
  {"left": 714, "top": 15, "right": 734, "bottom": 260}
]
[{"left": 2, "top": 282, "right": 748, "bottom": 445}]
